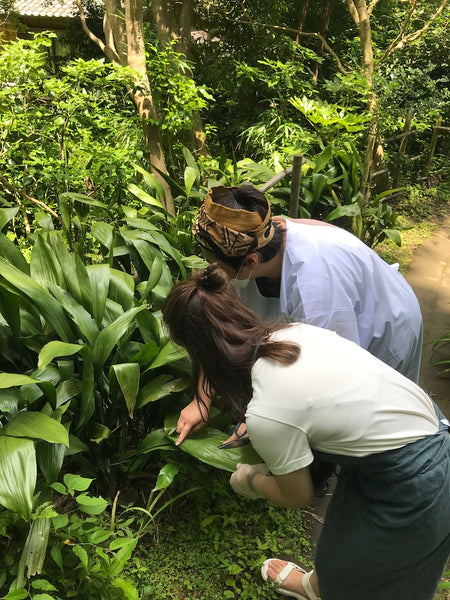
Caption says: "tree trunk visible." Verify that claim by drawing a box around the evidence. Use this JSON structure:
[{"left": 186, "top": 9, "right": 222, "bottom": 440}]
[
  {"left": 125, "top": 0, "right": 174, "bottom": 213},
  {"left": 151, "top": 0, "right": 207, "bottom": 156},
  {"left": 313, "top": 0, "right": 335, "bottom": 83},
  {"left": 76, "top": 0, "right": 174, "bottom": 214},
  {"left": 347, "top": 0, "right": 376, "bottom": 200}
]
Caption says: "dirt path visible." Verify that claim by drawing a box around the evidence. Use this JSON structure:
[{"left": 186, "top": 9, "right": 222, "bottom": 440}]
[{"left": 405, "top": 216, "right": 450, "bottom": 417}]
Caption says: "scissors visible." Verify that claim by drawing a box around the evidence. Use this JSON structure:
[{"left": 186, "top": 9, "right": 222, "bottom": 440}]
[{"left": 218, "top": 422, "right": 251, "bottom": 449}]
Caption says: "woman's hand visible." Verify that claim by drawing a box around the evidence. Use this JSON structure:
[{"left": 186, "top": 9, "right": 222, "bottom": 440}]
[
  {"left": 229, "top": 463, "right": 269, "bottom": 499},
  {"left": 230, "top": 463, "right": 315, "bottom": 508},
  {"left": 176, "top": 398, "right": 210, "bottom": 445}
]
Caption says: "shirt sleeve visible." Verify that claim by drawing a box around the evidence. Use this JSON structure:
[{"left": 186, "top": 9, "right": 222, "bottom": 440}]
[{"left": 246, "top": 413, "right": 314, "bottom": 475}]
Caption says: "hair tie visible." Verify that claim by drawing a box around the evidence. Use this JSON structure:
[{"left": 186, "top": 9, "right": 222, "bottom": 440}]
[{"left": 252, "top": 333, "right": 267, "bottom": 362}]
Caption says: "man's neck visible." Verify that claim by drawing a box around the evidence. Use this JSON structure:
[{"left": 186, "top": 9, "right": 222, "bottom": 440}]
[{"left": 255, "top": 230, "right": 286, "bottom": 282}]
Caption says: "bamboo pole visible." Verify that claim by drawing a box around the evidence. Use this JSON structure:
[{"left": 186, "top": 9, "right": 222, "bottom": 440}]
[
  {"left": 421, "top": 116, "right": 443, "bottom": 178},
  {"left": 289, "top": 154, "right": 304, "bottom": 219},
  {"left": 392, "top": 111, "right": 413, "bottom": 188}
]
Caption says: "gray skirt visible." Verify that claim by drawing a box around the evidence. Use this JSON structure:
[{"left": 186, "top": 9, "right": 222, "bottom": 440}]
[{"left": 314, "top": 410, "right": 450, "bottom": 600}]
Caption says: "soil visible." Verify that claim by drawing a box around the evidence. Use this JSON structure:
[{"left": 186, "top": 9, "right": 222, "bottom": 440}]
[{"left": 406, "top": 216, "right": 450, "bottom": 417}]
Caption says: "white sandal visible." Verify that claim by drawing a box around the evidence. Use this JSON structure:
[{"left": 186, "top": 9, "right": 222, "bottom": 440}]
[{"left": 261, "top": 559, "right": 320, "bottom": 600}]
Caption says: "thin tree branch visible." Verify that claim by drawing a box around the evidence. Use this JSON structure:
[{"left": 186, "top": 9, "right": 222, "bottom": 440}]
[
  {"left": 346, "top": 0, "right": 360, "bottom": 25},
  {"left": 381, "top": 0, "right": 418, "bottom": 61},
  {"left": 380, "top": 0, "right": 449, "bottom": 62},
  {"left": 75, "top": 0, "right": 121, "bottom": 63},
  {"left": 225, "top": 16, "right": 349, "bottom": 75},
  {"left": 0, "top": 174, "right": 64, "bottom": 225},
  {"left": 367, "top": 0, "right": 381, "bottom": 16}
]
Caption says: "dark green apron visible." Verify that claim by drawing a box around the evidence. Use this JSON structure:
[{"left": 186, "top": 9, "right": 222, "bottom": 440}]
[{"left": 313, "top": 406, "right": 450, "bottom": 600}]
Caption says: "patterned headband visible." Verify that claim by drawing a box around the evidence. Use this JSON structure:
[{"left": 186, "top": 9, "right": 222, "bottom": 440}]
[{"left": 192, "top": 186, "right": 274, "bottom": 258}]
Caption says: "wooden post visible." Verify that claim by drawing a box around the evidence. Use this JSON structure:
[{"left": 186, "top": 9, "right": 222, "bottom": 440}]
[
  {"left": 421, "top": 115, "right": 442, "bottom": 178},
  {"left": 259, "top": 166, "right": 293, "bottom": 193},
  {"left": 289, "top": 154, "right": 304, "bottom": 218},
  {"left": 392, "top": 111, "right": 413, "bottom": 188}
]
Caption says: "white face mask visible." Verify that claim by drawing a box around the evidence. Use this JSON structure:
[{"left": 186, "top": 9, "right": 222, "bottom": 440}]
[
  {"left": 232, "top": 277, "right": 251, "bottom": 289},
  {"left": 231, "top": 263, "right": 254, "bottom": 289}
]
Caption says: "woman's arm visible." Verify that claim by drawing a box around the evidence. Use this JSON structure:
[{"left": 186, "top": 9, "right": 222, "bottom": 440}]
[{"left": 231, "top": 463, "right": 315, "bottom": 508}]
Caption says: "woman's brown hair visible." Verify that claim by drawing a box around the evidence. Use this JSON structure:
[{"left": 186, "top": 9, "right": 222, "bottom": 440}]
[{"left": 162, "top": 264, "right": 300, "bottom": 419}]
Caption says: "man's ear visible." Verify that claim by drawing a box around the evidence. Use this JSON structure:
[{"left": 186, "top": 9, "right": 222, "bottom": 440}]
[{"left": 242, "top": 252, "right": 260, "bottom": 269}]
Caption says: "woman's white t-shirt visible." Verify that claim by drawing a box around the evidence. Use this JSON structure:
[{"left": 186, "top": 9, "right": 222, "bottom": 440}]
[{"left": 245, "top": 324, "right": 438, "bottom": 476}]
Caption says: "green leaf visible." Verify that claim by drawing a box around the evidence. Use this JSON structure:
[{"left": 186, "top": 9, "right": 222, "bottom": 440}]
[
  {"left": 111, "top": 363, "right": 140, "bottom": 418},
  {"left": 0, "top": 436, "right": 35, "bottom": 520},
  {"left": 325, "top": 204, "right": 360, "bottom": 221},
  {"left": 85, "top": 422, "right": 111, "bottom": 443},
  {"left": 384, "top": 228, "right": 402, "bottom": 247},
  {"left": 86, "top": 264, "right": 110, "bottom": 325},
  {"left": 0, "top": 287, "right": 21, "bottom": 334},
  {"left": 154, "top": 463, "right": 179, "bottom": 491},
  {"left": 0, "top": 207, "right": 20, "bottom": 232},
  {"left": 66, "top": 434, "right": 89, "bottom": 456},
  {"left": 79, "top": 347, "right": 95, "bottom": 427},
  {"left": 63, "top": 473, "right": 93, "bottom": 494},
  {"left": 92, "top": 306, "right": 146, "bottom": 371},
  {"left": 60, "top": 192, "right": 107, "bottom": 209},
  {"left": 130, "top": 341, "right": 159, "bottom": 366},
  {"left": 0, "top": 233, "right": 30, "bottom": 274},
  {"left": 135, "top": 429, "right": 172, "bottom": 454},
  {"left": 313, "top": 144, "right": 333, "bottom": 173},
  {"left": 30, "top": 579, "right": 57, "bottom": 591},
  {"left": 91, "top": 222, "right": 114, "bottom": 251},
  {"left": 184, "top": 166, "right": 197, "bottom": 197},
  {"left": 51, "top": 546, "right": 63, "bottom": 572},
  {"left": 1, "top": 589, "right": 29, "bottom": 599},
  {"left": 0, "top": 373, "right": 40, "bottom": 388},
  {"left": 182, "top": 146, "right": 200, "bottom": 176},
  {"left": 47, "top": 283, "right": 98, "bottom": 344},
  {"left": 149, "top": 340, "right": 187, "bottom": 370},
  {"left": 0, "top": 258, "right": 73, "bottom": 341},
  {"left": 50, "top": 482, "right": 66, "bottom": 494},
  {"left": 112, "top": 577, "right": 139, "bottom": 600},
  {"left": 2, "top": 412, "right": 69, "bottom": 446},
  {"left": 76, "top": 493, "right": 109, "bottom": 515},
  {"left": 137, "top": 374, "right": 188, "bottom": 408},
  {"left": 128, "top": 184, "right": 164, "bottom": 209},
  {"left": 108, "top": 269, "right": 135, "bottom": 311},
  {"left": 72, "top": 545, "right": 89, "bottom": 569},
  {"left": 56, "top": 379, "right": 82, "bottom": 408},
  {"left": 38, "top": 341, "right": 84, "bottom": 370},
  {"left": 132, "top": 164, "right": 167, "bottom": 202},
  {"left": 47, "top": 237, "right": 93, "bottom": 310},
  {"left": 109, "top": 538, "right": 138, "bottom": 577},
  {"left": 36, "top": 440, "right": 65, "bottom": 484},
  {"left": 166, "top": 423, "right": 262, "bottom": 472},
  {"left": 30, "top": 235, "right": 65, "bottom": 289}
]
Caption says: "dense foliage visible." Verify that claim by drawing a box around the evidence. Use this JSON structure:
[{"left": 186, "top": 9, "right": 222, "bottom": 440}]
[{"left": 0, "top": 1, "right": 449, "bottom": 596}]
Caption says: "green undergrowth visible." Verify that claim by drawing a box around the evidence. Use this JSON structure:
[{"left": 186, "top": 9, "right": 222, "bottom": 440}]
[
  {"left": 125, "top": 470, "right": 311, "bottom": 600},
  {"left": 376, "top": 184, "right": 450, "bottom": 272}
]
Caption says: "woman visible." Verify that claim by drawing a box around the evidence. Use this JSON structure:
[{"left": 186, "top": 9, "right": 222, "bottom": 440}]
[{"left": 162, "top": 264, "right": 449, "bottom": 600}]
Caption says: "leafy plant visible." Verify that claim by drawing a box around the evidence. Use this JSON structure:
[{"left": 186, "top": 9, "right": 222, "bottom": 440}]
[{"left": 430, "top": 331, "right": 450, "bottom": 375}]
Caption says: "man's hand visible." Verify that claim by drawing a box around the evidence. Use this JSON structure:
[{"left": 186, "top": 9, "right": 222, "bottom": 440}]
[{"left": 176, "top": 399, "right": 209, "bottom": 446}]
